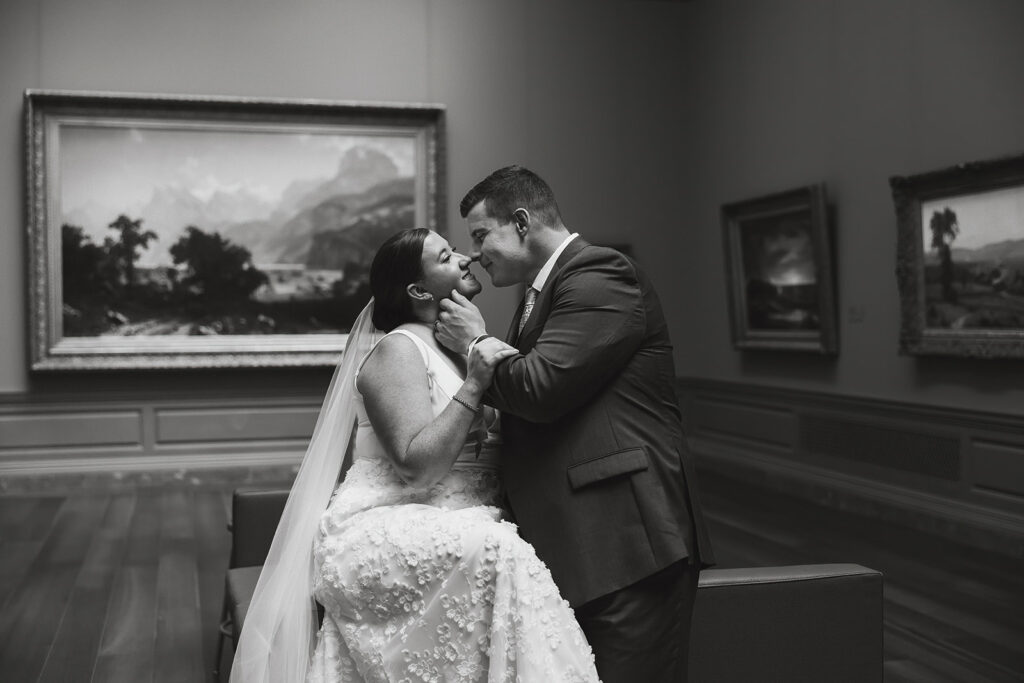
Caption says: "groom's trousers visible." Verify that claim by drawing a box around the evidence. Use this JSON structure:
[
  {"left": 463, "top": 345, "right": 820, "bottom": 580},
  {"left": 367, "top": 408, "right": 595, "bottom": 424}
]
[{"left": 574, "top": 559, "right": 700, "bottom": 682}]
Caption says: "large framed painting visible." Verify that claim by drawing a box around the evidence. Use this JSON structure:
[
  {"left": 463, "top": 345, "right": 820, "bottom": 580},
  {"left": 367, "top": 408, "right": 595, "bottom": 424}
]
[
  {"left": 891, "top": 152, "right": 1024, "bottom": 358},
  {"left": 25, "top": 90, "right": 444, "bottom": 370},
  {"left": 721, "top": 184, "right": 838, "bottom": 354}
]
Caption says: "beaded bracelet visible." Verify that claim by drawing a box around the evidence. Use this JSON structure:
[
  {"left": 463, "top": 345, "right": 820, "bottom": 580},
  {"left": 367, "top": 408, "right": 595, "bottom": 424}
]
[{"left": 451, "top": 394, "right": 481, "bottom": 414}]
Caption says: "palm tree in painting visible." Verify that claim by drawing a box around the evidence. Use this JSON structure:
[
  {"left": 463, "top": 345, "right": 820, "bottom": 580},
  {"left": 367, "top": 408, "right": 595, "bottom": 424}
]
[{"left": 929, "top": 207, "right": 959, "bottom": 303}]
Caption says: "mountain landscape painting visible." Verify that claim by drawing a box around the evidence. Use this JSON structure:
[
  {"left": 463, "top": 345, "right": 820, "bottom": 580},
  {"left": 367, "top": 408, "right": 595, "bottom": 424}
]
[
  {"left": 920, "top": 184, "right": 1024, "bottom": 330},
  {"left": 59, "top": 123, "right": 419, "bottom": 338}
]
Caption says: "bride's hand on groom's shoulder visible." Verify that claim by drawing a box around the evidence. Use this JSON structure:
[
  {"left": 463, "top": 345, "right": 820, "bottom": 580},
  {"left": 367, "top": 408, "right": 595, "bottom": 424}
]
[{"left": 436, "top": 290, "right": 486, "bottom": 353}]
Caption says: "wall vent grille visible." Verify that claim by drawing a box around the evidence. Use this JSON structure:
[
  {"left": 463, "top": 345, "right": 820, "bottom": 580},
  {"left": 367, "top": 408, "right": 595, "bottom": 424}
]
[{"left": 799, "top": 415, "right": 960, "bottom": 480}]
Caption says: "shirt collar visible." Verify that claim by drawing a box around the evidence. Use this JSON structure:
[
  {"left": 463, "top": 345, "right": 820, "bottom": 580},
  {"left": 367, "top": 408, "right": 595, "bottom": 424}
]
[{"left": 531, "top": 233, "right": 579, "bottom": 292}]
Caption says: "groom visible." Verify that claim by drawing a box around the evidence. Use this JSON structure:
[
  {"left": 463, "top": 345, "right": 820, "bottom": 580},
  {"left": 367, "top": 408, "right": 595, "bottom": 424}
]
[{"left": 436, "top": 165, "right": 714, "bottom": 682}]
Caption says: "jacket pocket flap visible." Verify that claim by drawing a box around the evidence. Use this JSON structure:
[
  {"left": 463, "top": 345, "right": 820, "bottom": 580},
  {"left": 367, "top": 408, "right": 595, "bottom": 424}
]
[{"left": 567, "top": 448, "right": 648, "bottom": 490}]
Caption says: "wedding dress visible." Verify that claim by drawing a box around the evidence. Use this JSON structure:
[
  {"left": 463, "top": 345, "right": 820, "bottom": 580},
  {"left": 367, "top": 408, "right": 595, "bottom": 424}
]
[{"left": 306, "top": 329, "right": 599, "bottom": 683}]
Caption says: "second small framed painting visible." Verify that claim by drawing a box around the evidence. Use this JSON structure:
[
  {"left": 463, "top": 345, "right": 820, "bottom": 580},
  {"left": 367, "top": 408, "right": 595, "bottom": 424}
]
[
  {"left": 891, "top": 152, "right": 1024, "bottom": 358},
  {"left": 721, "top": 185, "right": 838, "bottom": 354}
]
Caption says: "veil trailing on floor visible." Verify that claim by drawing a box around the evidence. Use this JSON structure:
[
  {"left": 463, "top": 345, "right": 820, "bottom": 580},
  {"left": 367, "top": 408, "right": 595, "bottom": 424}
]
[{"left": 230, "top": 300, "right": 380, "bottom": 683}]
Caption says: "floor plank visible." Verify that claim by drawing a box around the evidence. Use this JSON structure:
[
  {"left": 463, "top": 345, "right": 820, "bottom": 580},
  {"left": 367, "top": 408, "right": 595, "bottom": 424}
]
[
  {"left": 92, "top": 491, "right": 161, "bottom": 683},
  {"left": 0, "top": 539, "right": 45, "bottom": 608},
  {"left": 194, "top": 489, "right": 231, "bottom": 682},
  {"left": 38, "top": 493, "right": 134, "bottom": 682},
  {"left": 153, "top": 490, "right": 206, "bottom": 683}
]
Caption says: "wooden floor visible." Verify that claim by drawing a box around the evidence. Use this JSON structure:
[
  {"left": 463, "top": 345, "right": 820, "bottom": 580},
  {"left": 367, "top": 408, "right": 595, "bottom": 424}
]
[
  {"left": 0, "top": 469, "right": 1022, "bottom": 682},
  {"left": 699, "top": 470, "right": 1024, "bottom": 683},
  {"left": 0, "top": 474, "right": 292, "bottom": 683}
]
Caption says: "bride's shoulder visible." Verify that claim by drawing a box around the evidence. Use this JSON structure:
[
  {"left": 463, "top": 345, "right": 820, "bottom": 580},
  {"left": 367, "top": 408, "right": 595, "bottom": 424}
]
[{"left": 360, "top": 327, "right": 428, "bottom": 376}]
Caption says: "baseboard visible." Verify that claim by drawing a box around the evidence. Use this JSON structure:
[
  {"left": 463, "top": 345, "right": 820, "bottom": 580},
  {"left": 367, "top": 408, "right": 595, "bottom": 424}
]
[
  {"left": 0, "top": 450, "right": 304, "bottom": 495},
  {"left": 0, "top": 449, "right": 303, "bottom": 476}
]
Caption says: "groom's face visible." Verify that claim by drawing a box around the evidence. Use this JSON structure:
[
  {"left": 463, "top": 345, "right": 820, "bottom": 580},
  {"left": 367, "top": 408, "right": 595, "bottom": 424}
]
[{"left": 465, "top": 200, "right": 530, "bottom": 287}]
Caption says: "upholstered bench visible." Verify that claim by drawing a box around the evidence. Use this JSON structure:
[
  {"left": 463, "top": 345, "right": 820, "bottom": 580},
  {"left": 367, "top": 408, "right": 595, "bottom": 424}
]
[
  {"left": 690, "top": 563, "right": 883, "bottom": 682},
  {"left": 218, "top": 488, "right": 884, "bottom": 682}
]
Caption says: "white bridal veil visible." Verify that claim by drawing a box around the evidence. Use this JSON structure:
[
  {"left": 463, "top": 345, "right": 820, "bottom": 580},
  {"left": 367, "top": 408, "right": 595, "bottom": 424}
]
[{"left": 230, "top": 300, "right": 379, "bottom": 683}]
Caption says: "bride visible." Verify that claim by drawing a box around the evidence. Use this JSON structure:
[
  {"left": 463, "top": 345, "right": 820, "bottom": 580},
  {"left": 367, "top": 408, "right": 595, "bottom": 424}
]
[{"left": 231, "top": 228, "right": 600, "bottom": 682}]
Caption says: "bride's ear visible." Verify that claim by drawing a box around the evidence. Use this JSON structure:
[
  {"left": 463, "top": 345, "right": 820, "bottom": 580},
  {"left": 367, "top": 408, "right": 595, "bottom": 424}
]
[{"left": 406, "top": 283, "right": 434, "bottom": 302}]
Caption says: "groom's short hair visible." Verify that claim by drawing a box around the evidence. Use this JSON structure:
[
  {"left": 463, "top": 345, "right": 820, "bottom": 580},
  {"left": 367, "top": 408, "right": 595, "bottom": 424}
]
[{"left": 460, "top": 165, "right": 562, "bottom": 226}]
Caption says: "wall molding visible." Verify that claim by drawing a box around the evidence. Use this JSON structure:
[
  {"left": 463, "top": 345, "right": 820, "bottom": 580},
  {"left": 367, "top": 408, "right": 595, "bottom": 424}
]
[{"left": 679, "top": 378, "right": 1024, "bottom": 558}]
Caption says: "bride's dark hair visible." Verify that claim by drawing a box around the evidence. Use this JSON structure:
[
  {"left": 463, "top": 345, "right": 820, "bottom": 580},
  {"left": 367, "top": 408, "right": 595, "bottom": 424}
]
[{"left": 369, "top": 228, "right": 430, "bottom": 332}]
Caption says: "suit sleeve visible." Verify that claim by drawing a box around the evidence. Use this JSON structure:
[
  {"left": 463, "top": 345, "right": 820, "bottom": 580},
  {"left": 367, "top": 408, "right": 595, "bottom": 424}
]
[{"left": 486, "top": 250, "right": 646, "bottom": 423}]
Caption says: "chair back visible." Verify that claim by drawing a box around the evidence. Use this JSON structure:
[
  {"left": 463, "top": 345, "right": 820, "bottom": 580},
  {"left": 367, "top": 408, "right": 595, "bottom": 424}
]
[{"left": 229, "top": 488, "right": 290, "bottom": 568}]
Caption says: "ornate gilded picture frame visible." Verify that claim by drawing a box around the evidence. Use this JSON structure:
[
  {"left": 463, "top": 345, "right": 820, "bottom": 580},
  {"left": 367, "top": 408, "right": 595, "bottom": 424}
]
[
  {"left": 721, "top": 184, "right": 838, "bottom": 354},
  {"left": 891, "top": 152, "right": 1024, "bottom": 358},
  {"left": 25, "top": 90, "right": 445, "bottom": 370}
]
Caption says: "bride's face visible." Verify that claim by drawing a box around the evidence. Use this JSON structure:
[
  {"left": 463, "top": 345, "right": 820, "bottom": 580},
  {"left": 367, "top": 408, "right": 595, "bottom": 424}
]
[{"left": 418, "top": 231, "right": 482, "bottom": 301}]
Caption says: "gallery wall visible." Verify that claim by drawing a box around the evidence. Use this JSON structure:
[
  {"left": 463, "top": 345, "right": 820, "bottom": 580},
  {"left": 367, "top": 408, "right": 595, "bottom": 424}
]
[
  {"left": 2, "top": 0, "right": 1022, "bottom": 477},
  {"left": 0, "top": 0, "right": 694, "bottom": 398},
  {"left": 674, "top": 0, "right": 1024, "bottom": 417}
]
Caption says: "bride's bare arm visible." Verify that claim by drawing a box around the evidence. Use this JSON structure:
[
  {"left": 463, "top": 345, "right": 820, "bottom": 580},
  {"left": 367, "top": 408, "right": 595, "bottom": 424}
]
[{"left": 358, "top": 334, "right": 515, "bottom": 488}]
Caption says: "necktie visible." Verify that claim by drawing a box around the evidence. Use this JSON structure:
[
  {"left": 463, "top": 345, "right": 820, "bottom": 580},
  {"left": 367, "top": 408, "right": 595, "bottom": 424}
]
[{"left": 518, "top": 287, "right": 538, "bottom": 336}]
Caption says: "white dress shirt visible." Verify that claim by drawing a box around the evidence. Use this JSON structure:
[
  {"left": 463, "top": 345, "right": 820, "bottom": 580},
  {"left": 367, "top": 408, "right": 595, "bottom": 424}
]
[{"left": 530, "top": 233, "right": 579, "bottom": 294}]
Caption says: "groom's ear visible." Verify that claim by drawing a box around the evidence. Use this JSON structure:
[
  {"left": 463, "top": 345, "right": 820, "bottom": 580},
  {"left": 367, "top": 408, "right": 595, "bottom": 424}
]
[{"left": 512, "top": 208, "right": 530, "bottom": 237}]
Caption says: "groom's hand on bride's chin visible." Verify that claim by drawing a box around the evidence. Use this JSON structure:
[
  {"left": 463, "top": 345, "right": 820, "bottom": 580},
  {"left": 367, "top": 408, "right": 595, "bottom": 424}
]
[{"left": 436, "top": 290, "right": 487, "bottom": 353}]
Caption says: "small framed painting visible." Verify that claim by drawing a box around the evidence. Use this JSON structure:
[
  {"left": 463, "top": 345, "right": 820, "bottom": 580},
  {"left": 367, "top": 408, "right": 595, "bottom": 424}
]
[
  {"left": 721, "top": 184, "right": 838, "bottom": 354},
  {"left": 891, "top": 152, "right": 1024, "bottom": 358}
]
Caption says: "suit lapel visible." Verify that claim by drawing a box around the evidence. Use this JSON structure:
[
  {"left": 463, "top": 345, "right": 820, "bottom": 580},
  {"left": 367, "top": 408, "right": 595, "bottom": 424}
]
[{"left": 515, "top": 238, "right": 590, "bottom": 349}]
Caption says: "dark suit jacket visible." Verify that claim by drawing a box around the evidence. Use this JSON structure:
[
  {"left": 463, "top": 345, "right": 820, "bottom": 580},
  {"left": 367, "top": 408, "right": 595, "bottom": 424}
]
[{"left": 487, "top": 238, "right": 714, "bottom": 607}]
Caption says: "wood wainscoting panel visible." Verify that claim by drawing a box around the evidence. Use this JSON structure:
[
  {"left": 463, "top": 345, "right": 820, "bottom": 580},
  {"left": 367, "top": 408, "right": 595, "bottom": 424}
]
[
  {"left": 680, "top": 378, "right": 1024, "bottom": 559},
  {"left": 972, "top": 439, "right": 1024, "bottom": 500},
  {"left": 799, "top": 413, "right": 961, "bottom": 481},
  {"left": 0, "top": 410, "right": 141, "bottom": 449},
  {"left": 155, "top": 406, "right": 319, "bottom": 443}
]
